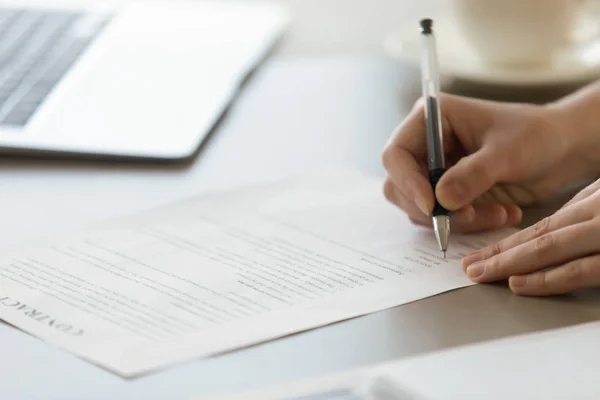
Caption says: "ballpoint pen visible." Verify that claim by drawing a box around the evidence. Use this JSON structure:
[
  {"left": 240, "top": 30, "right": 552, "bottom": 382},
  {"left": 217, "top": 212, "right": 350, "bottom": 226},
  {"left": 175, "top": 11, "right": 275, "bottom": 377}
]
[{"left": 419, "top": 18, "right": 450, "bottom": 257}]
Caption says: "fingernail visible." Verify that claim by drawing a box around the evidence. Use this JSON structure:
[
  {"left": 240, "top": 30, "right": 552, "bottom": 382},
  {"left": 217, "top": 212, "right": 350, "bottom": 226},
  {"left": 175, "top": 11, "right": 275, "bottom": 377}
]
[
  {"left": 415, "top": 195, "right": 430, "bottom": 216},
  {"left": 510, "top": 276, "right": 527, "bottom": 288},
  {"left": 466, "top": 261, "right": 485, "bottom": 278}
]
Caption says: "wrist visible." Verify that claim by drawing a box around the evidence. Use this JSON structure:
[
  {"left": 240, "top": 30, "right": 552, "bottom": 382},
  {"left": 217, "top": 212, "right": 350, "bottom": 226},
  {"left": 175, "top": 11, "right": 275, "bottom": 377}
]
[{"left": 546, "top": 81, "right": 600, "bottom": 177}]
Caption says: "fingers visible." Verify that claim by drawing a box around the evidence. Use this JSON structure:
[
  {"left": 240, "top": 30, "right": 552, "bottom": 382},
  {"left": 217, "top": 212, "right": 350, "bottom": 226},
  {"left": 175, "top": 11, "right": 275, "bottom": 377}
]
[
  {"left": 501, "top": 204, "right": 523, "bottom": 226},
  {"left": 509, "top": 255, "right": 600, "bottom": 296},
  {"left": 385, "top": 177, "right": 522, "bottom": 233},
  {"left": 383, "top": 178, "right": 429, "bottom": 221},
  {"left": 561, "top": 179, "right": 600, "bottom": 209},
  {"left": 460, "top": 192, "right": 600, "bottom": 295},
  {"left": 435, "top": 148, "right": 504, "bottom": 211},
  {"left": 462, "top": 200, "right": 594, "bottom": 268},
  {"left": 452, "top": 203, "right": 520, "bottom": 233},
  {"left": 383, "top": 147, "right": 433, "bottom": 216},
  {"left": 383, "top": 96, "right": 455, "bottom": 217},
  {"left": 463, "top": 221, "right": 599, "bottom": 283},
  {"left": 389, "top": 96, "right": 452, "bottom": 156},
  {"left": 409, "top": 205, "right": 475, "bottom": 230},
  {"left": 411, "top": 204, "right": 520, "bottom": 233}
]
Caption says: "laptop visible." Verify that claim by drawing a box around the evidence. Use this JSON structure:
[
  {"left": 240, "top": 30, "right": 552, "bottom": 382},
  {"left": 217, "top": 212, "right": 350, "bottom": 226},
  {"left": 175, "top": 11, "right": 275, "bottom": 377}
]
[{"left": 0, "top": 0, "right": 288, "bottom": 160}]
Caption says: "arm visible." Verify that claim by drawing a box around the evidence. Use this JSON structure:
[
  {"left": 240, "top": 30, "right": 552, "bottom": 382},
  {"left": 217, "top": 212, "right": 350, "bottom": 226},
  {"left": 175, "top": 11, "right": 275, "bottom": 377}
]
[{"left": 549, "top": 80, "right": 600, "bottom": 177}]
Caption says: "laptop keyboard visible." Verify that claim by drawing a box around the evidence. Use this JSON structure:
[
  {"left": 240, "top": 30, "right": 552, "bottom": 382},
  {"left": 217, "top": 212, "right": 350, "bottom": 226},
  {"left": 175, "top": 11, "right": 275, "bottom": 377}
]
[{"left": 0, "top": 8, "right": 112, "bottom": 127}]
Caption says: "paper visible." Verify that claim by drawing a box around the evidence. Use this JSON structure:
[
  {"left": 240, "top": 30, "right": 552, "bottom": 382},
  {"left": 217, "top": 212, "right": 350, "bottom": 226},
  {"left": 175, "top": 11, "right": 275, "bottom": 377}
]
[
  {"left": 0, "top": 169, "right": 514, "bottom": 377},
  {"left": 209, "top": 321, "right": 600, "bottom": 400},
  {"left": 371, "top": 321, "right": 600, "bottom": 400}
]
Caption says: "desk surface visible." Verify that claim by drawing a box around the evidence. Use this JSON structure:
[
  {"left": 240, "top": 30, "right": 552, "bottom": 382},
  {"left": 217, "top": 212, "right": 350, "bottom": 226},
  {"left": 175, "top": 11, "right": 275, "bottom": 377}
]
[{"left": 1, "top": 2, "right": 600, "bottom": 400}]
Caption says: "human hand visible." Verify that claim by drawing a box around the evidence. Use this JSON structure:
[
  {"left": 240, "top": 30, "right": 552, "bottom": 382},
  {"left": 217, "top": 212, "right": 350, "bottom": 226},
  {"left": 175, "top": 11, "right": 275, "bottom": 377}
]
[
  {"left": 461, "top": 179, "right": 600, "bottom": 295},
  {"left": 382, "top": 93, "right": 597, "bottom": 233}
]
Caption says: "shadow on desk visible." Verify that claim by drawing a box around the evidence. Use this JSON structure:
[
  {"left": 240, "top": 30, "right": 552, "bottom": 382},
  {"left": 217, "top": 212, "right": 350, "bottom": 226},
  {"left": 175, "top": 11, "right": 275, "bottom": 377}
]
[{"left": 445, "top": 79, "right": 587, "bottom": 104}]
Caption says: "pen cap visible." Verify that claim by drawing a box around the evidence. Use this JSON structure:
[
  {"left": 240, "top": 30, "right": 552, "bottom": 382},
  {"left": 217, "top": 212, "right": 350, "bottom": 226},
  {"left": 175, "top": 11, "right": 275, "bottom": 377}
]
[
  {"left": 419, "top": 18, "right": 432, "bottom": 34},
  {"left": 418, "top": 18, "right": 445, "bottom": 171},
  {"left": 419, "top": 19, "right": 440, "bottom": 94}
]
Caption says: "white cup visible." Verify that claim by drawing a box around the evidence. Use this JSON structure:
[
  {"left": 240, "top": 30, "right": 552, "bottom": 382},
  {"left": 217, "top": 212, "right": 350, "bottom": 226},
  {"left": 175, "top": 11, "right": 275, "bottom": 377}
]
[{"left": 450, "top": 0, "right": 595, "bottom": 66}]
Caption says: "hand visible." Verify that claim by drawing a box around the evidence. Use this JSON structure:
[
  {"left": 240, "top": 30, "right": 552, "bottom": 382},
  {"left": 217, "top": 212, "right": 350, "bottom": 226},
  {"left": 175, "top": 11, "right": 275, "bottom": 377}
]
[
  {"left": 382, "top": 93, "right": 597, "bottom": 233},
  {"left": 461, "top": 179, "right": 600, "bottom": 295}
]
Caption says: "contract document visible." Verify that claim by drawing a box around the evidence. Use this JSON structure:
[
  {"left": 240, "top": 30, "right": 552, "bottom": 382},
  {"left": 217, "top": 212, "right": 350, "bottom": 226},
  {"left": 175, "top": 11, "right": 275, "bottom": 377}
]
[{"left": 0, "top": 169, "right": 515, "bottom": 377}]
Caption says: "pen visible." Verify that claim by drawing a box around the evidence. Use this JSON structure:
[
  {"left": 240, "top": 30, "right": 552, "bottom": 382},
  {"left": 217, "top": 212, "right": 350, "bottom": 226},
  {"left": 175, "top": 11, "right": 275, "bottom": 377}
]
[{"left": 419, "top": 18, "right": 450, "bottom": 257}]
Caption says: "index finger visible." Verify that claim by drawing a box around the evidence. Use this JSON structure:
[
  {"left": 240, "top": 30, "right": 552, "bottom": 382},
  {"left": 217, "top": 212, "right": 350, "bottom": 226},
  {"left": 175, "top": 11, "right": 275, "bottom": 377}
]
[
  {"left": 462, "top": 200, "right": 594, "bottom": 269},
  {"left": 382, "top": 100, "right": 434, "bottom": 216}
]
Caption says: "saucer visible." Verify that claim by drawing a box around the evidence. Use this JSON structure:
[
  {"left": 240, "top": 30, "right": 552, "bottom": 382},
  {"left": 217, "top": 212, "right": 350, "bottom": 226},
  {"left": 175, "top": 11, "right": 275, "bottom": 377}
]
[{"left": 384, "top": 16, "right": 600, "bottom": 87}]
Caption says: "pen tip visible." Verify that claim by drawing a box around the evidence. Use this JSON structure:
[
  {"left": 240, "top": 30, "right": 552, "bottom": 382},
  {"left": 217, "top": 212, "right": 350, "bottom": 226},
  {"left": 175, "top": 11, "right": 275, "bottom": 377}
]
[{"left": 443, "top": 250, "right": 446, "bottom": 258}]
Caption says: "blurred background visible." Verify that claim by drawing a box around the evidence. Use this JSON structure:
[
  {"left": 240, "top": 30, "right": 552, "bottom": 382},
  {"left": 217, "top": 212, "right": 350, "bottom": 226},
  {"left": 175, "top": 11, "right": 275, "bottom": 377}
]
[
  {"left": 255, "top": 0, "right": 596, "bottom": 102},
  {"left": 255, "top": 0, "right": 431, "bottom": 57}
]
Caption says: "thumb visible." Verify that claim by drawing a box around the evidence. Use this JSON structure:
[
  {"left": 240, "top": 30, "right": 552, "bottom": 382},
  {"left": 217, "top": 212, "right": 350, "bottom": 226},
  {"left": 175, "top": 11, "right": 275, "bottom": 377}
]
[{"left": 436, "top": 148, "right": 501, "bottom": 211}]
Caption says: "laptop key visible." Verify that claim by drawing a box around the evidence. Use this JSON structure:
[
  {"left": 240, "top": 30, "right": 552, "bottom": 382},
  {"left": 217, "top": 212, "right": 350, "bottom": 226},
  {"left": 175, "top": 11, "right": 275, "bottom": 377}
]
[
  {"left": 2, "top": 109, "right": 31, "bottom": 126},
  {"left": 0, "top": 8, "right": 113, "bottom": 126}
]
